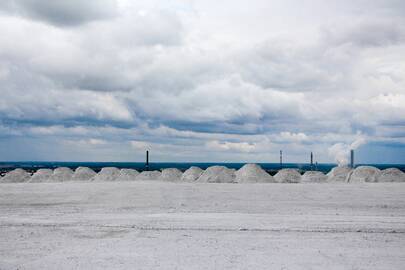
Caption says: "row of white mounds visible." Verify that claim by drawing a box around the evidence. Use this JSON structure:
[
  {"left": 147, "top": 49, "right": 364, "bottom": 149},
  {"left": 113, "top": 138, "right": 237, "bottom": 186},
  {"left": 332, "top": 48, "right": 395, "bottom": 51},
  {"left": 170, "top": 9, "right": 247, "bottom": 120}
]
[
  {"left": 1, "top": 164, "right": 404, "bottom": 183},
  {"left": 327, "top": 166, "right": 405, "bottom": 183}
]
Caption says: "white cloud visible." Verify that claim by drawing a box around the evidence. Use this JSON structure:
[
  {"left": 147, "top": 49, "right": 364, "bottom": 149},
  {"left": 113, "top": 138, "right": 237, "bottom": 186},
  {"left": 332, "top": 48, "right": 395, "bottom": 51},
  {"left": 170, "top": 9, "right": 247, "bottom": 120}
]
[
  {"left": 130, "top": 140, "right": 150, "bottom": 151},
  {"left": 88, "top": 138, "right": 107, "bottom": 145},
  {"left": 0, "top": 0, "right": 404, "bottom": 163},
  {"left": 206, "top": 140, "right": 256, "bottom": 153},
  {"left": 277, "top": 132, "right": 309, "bottom": 143}
]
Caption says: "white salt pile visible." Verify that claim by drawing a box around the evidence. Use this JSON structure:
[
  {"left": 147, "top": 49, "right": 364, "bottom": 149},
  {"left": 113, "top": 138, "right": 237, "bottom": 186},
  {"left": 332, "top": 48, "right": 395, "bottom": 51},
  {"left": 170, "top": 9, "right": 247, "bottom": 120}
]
[
  {"left": 301, "top": 171, "right": 327, "bottom": 183},
  {"left": 377, "top": 168, "right": 405, "bottom": 182},
  {"left": 136, "top": 170, "right": 162, "bottom": 180},
  {"left": 1, "top": 168, "right": 31, "bottom": 183},
  {"left": 93, "top": 167, "right": 120, "bottom": 182},
  {"left": 327, "top": 166, "right": 352, "bottom": 182},
  {"left": 29, "top": 169, "right": 53, "bottom": 183},
  {"left": 117, "top": 169, "right": 139, "bottom": 181},
  {"left": 197, "top": 166, "right": 236, "bottom": 183},
  {"left": 181, "top": 166, "right": 203, "bottom": 182},
  {"left": 235, "top": 164, "right": 274, "bottom": 183},
  {"left": 160, "top": 168, "right": 183, "bottom": 182},
  {"left": 274, "top": 169, "right": 301, "bottom": 183},
  {"left": 348, "top": 166, "right": 380, "bottom": 183},
  {"left": 52, "top": 167, "right": 73, "bottom": 182},
  {"left": 71, "top": 167, "right": 96, "bottom": 181}
]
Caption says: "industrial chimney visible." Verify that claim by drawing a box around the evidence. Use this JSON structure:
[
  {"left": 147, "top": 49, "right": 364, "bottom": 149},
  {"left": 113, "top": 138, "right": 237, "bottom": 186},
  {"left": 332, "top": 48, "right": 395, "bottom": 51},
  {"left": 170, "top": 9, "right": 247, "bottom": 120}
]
[
  {"left": 145, "top": 150, "right": 149, "bottom": 171},
  {"left": 310, "top": 152, "right": 313, "bottom": 170}
]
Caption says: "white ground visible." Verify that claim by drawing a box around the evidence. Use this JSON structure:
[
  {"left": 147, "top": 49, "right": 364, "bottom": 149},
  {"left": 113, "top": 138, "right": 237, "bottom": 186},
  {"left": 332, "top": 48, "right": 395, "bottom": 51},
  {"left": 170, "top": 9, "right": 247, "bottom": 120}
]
[{"left": 0, "top": 182, "right": 404, "bottom": 270}]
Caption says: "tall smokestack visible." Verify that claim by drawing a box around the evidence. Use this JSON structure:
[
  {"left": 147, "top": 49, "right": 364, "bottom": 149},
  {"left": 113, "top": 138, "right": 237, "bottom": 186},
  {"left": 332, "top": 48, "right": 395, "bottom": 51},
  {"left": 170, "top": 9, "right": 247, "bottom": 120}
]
[
  {"left": 280, "top": 150, "right": 283, "bottom": 169},
  {"left": 310, "top": 152, "right": 313, "bottom": 170},
  {"left": 145, "top": 150, "right": 149, "bottom": 171},
  {"left": 350, "top": 149, "right": 354, "bottom": 168}
]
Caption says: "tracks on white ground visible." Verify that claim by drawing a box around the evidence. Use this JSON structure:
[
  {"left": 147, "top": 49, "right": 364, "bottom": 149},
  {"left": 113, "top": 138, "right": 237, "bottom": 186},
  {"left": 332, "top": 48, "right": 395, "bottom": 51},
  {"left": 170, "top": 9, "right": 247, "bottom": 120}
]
[{"left": 1, "top": 222, "right": 404, "bottom": 234}]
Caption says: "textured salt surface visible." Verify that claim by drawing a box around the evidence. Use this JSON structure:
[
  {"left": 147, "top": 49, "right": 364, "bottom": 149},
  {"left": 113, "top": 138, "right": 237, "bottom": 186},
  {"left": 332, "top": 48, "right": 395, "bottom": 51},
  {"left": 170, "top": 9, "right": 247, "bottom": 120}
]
[
  {"left": 1, "top": 182, "right": 405, "bottom": 270},
  {"left": 136, "top": 170, "right": 162, "bottom": 180},
  {"left": 349, "top": 166, "right": 380, "bottom": 183},
  {"left": 197, "top": 166, "right": 236, "bottom": 183},
  {"left": 29, "top": 169, "right": 54, "bottom": 183},
  {"left": 181, "top": 166, "right": 203, "bottom": 182},
  {"left": 93, "top": 167, "right": 120, "bottom": 182},
  {"left": 377, "top": 168, "right": 405, "bottom": 182},
  {"left": 0, "top": 168, "right": 31, "bottom": 183},
  {"left": 52, "top": 167, "right": 73, "bottom": 182},
  {"left": 117, "top": 169, "right": 139, "bottom": 181},
  {"left": 274, "top": 169, "right": 301, "bottom": 183},
  {"left": 160, "top": 168, "right": 183, "bottom": 182},
  {"left": 327, "top": 166, "right": 352, "bottom": 182},
  {"left": 301, "top": 171, "right": 327, "bottom": 183},
  {"left": 71, "top": 167, "right": 96, "bottom": 181},
  {"left": 235, "top": 164, "right": 274, "bottom": 183}
]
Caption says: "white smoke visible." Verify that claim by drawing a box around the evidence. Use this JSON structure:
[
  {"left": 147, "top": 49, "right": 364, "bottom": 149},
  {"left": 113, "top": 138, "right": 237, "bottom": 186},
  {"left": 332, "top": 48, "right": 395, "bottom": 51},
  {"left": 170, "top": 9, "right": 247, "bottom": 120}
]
[{"left": 328, "top": 137, "right": 366, "bottom": 166}]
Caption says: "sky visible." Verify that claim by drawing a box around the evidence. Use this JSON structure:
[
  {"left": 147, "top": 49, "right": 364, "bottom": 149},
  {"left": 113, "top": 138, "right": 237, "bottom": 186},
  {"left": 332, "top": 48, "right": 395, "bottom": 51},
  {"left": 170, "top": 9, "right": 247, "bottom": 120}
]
[{"left": 0, "top": 0, "right": 404, "bottom": 164}]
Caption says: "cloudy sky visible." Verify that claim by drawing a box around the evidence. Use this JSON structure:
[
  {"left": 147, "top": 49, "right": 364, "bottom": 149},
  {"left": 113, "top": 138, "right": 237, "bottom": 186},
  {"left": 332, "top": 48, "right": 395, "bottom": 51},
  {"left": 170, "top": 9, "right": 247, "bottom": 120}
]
[{"left": 0, "top": 0, "right": 404, "bottom": 164}]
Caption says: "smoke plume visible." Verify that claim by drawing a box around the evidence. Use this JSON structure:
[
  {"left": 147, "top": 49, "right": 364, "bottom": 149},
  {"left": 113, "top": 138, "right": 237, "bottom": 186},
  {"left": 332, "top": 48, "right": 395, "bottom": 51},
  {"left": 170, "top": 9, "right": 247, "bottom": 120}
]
[{"left": 328, "top": 137, "right": 366, "bottom": 166}]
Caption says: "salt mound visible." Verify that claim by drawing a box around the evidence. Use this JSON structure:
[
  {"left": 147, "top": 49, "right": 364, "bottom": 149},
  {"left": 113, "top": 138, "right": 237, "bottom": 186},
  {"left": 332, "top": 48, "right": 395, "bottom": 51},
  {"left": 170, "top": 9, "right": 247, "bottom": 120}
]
[
  {"left": 349, "top": 166, "right": 380, "bottom": 183},
  {"left": 30, "top": 169, "right": 53, "bottom": 183},
  {"left": 377, "top": 168, "right": 405, "bottom": 182},
  {"left": 274, "top": 169, "right": 301, "bottom": 183},
  {"left": 160, "top": 168, "right": 183, "bottom": 182},
  {"left": 93, "top": 167, "right": 120, "bottom": 182},
  {"left": 235, "top": 164, "right": 274, "bottom": 183},
  {"left": 117, "top": 169, "right": 139, "bottom": 181},
  {"left": 327, "top": 166, "right": 352, "bottom": 182},
  {"left": 197, "top": 166, "right": 236, "bottom": 183},
  {"left": 52, "top": 167, "right": 73, "bottom": 182},
  {"left": 71, "top": 167, "right": 96, "bottom": 181},
  {"left": 1, "top": 168, "right": 31, "bottom": 183},
  {"left": 301, "top": 171, "right": 327, "bottom": 183},
  {"left": 181, "top": 166, "right": 203, "bottom": 182},
  {"left": 136, "top": 170, "right": 162, "bottom": 180}
]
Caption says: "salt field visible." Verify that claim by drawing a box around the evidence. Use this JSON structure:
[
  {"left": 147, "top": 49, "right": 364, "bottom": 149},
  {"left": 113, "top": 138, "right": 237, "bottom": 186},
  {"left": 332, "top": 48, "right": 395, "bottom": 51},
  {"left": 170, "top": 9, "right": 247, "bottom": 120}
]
[
  {"left": 0, "top": 180, "right": 404, "bottom": 269},
  {"left": 1, "top": 165, "right": 405, "bottom": 269},
  {"left": 2, "top": 0, "right": 405, "bottom": 269}
]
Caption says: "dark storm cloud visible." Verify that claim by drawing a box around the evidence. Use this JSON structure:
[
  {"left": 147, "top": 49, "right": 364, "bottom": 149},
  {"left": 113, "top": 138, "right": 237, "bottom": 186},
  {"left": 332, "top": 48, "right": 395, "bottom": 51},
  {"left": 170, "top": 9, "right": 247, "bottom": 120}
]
[{"left": 0, "top": 0, "right": 117, "bottom": 26}]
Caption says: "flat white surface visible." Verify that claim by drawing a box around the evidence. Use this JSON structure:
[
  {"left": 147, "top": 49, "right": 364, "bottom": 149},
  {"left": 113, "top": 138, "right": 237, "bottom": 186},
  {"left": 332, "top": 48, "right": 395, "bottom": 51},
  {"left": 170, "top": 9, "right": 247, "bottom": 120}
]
[{"left": 1, "top": 182, "right": 404, "bottom": 269}]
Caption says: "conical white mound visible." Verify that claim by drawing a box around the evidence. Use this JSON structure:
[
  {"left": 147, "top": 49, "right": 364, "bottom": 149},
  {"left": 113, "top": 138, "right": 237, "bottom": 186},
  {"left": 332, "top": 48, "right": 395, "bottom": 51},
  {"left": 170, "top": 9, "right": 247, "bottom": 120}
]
[
  {"left": 93, "top": 167, "right": 120, "bottom": 181},
  {"left": 160, "top": 168, "right": 183, "bottom": 182},
  {"left": 349, "top": 166, "right": 380, "bottom": 183},
  {"left": 301, "top": 171, "right": 327, "bottom": 183},
  {"left": 1, "top": 168, "right": 31, "bottom": 183},
  {"left": 197, "top": 166, "right": 236, "bottom": 183},
  {"left": 274, "top": 169, "right": 301, "bottom": 183},
  {"left": 136, "top": 170, "right": 162, "bottom": 180},
  {"left": 71, "top": 167, "right": 96, "bottom": 181},
  {"left": 116, "top": 169, "right": 139, "bottom": 181},
  {"left": 30, "top": 169, "right": 53, "bottom": 183},
  {"left": 235, "top": 164, "right": 274, "bottom": 183},
  {"left": 377, "top": 168, "right": 405, "bottom": 182},
  {"left": 327, "top": 166, "right": 352, "bottom": 182},
  {"left": 181, "top": 166, "right": 203, "bottom": 182},
  {"left": 52, "top": 167, "right": 73, "bottom": 182}
]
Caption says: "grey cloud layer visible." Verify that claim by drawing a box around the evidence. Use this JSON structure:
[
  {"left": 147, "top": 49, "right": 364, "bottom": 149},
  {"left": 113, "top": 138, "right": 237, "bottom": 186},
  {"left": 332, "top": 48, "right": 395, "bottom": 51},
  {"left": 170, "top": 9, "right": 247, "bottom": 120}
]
[
  {"left": 0, "top": 0, "right": 117, "bottom": 26},
  {"left": 0, "top": 0, "right": 404, "bottom": 163}
]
